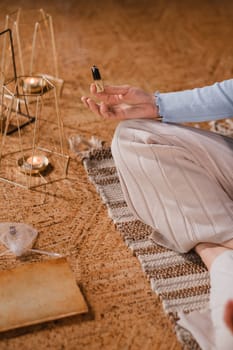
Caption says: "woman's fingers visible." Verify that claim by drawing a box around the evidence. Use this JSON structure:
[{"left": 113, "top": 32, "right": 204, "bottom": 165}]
[
  {"left": 81, "top": 97, "right": 117, "bottom": 119},
  {"left": 88, "top": 84, "right": 153, "bottom": 108},
  {"left": 100, "top": 102, "right": 115, "bottom": 119},
  {"left": 90, "top": 83, "right": 130, "bottom": 95},
  {"left": 81, "top": 96, "right": 89, "bottom": 108},
  {"left": 90, "top": 83, "right": 97, "bottom": 94},
  {"left": 101, "top": 85, "right": 130, "bottom": 95},
  {"left": 81, "top": 96, "right": 101, "bottom": 116},
  {"left": 90, "top": 84, "right": 131, "bottom": 105},
  {"left": 87, "top": 98, "right": 101, "bottom": 116}
]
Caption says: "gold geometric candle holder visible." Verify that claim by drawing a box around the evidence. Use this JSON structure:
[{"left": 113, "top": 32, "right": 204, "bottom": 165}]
[
  {"left": 0, "top": 75, "right": 69, "bottom": 189},
  {"left": 0, "top": 8, "right": 64, "bottom": 96}
]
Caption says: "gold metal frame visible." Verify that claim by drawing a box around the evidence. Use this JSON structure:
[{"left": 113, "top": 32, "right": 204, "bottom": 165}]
[{"left": 0, "top": 75, "right": 69, "bottom": 189}]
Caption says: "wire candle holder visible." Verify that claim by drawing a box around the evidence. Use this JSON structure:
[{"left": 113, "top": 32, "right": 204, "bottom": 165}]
[
  {"left": 0, "top": 74, "right": 69, "bottom": 189},
  {"left": 0, "top": 8, "right": 64, "bottom": 96},
  {"left": 0, "top": 10, "right": 68, "bottom": 190}
]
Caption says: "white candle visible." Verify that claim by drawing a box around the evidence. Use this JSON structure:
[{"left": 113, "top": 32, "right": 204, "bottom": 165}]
[
  {"left": 18, "top": 154, "right": 49, "bottom": 175},
  {"left": 22, "top": 77, "right": 47, "bottom": 94},
  {"left": 26, "top": 155, "right": 45, "bottom": 169}
]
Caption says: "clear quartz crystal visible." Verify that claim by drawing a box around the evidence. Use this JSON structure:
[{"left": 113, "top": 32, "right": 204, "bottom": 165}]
[{"left": 0, "top": 223, "right": 38, "bottom": 256}]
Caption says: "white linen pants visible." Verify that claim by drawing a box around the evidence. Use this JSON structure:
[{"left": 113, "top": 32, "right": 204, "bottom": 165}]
[{"left": 111, "top": 119, "right": 233, "bottom": 253}]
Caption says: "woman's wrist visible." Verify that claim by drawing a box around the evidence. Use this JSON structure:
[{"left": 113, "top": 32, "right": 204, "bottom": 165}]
[{"left": 152, "top": 93, "right": 162, "bottom": 120}]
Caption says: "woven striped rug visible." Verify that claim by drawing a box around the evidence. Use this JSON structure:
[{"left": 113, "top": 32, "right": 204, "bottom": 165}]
[{"left": 81, "top": 146, "right": 212, "bottom": 350}]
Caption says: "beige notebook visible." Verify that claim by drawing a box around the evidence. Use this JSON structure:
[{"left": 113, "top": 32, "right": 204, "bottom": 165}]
[{"left": 0, "top": 258, "right": 88, "bottom": 332}]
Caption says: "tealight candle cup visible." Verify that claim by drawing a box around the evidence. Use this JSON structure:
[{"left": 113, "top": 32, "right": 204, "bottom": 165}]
[
  {"left": 18, "top": 154, "right": 49, "bottom": 175},
  {"left": 21, "top": 77, "right": 48, "bottom": 94}
]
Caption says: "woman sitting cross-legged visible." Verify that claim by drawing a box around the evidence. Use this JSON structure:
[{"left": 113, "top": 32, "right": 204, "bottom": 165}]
[{"left": 81, "top": 79, "right": 233, "bottom": 349}]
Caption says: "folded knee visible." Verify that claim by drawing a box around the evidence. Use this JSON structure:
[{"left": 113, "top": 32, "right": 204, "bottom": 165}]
[{"left": 111, "top": 119, "right": 138, "bottom": 160}]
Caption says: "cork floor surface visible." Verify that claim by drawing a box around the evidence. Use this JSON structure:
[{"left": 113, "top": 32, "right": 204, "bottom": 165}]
[{"left": 0, "top": 0, "right": 233, "bottom": 349}]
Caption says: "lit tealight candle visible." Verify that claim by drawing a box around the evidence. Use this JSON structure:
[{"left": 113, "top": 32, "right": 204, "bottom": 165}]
[
  {"left": 18, "top": 154, "right": 49, "bottom": 175},
  {"left": 26, "top": 155, "right": 45, "bottom": 169},
  {"left": 21, "top": 77, "right": 47, "bottom": 94}
]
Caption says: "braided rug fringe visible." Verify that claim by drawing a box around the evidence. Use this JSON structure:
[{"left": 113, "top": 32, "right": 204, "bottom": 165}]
[
  {"left": 209, "top": 118, "right": 233, "bottom": 137},
  {"left": 81, "top": 147, "right": 212, "bottom": 349}
]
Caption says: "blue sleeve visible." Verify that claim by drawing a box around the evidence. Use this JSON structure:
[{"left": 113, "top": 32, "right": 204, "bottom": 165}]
[{"left": 155, "top": 79, "right": 233, "bottom": 123}]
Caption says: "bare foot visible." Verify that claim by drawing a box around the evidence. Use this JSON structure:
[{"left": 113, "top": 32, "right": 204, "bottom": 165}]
[{"left": 224, "top": 300, "right": 233, "bottom": 333}]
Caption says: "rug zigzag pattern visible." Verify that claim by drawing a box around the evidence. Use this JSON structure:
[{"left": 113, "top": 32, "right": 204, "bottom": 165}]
[{"left": 83, "top": 147, "right": 210, "bottom": 350}]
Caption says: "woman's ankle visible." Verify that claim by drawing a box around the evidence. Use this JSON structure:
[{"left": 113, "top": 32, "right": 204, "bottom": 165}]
[
  {"left": 224, "top": 300, "right": 233, "bottom": 334},
  {"left": 195, "top": 242, "right": 229, "bottom": 270}
]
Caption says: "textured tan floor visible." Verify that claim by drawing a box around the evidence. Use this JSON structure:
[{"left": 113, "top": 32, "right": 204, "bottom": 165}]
[{"left": 0, "top": 0, "right": 233, "bottom": 349}]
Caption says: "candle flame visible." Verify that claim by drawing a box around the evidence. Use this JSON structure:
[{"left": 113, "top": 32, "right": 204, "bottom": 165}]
[{"left": 27, "top": 155, "right": 43, "bottom": 167}]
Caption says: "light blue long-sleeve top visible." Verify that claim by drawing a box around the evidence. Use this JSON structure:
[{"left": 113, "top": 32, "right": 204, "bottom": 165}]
[{"left": 155, "top": 79, "right": 233, "bottom": 123}]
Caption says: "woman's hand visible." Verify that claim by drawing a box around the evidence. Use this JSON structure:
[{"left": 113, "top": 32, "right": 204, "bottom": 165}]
[{"left": 81, "top": 84, "right": 160, "bottom": 120}]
